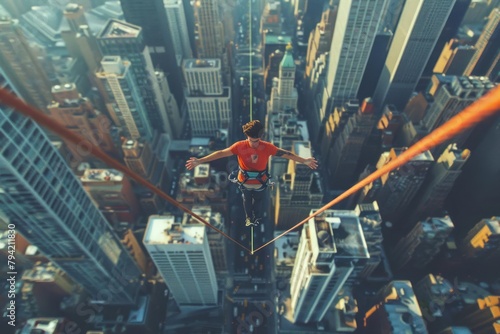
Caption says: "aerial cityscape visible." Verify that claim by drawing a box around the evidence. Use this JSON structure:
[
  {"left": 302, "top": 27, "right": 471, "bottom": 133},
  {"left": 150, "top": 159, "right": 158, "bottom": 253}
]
[{"left": 0, "top": 0, "right": 499, "bottom": 333}]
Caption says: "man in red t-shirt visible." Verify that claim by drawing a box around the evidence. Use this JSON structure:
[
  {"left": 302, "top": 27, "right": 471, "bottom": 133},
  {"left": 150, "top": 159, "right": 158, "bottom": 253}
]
[{"left": 186, "top": 120, "right": 317, "bottom": 227}]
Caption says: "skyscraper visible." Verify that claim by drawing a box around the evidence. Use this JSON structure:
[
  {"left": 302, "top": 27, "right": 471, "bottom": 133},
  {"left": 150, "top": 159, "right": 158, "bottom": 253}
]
[
  {"left": 143, "top": 215, "right": 218, "bottom": 309},
  {"left": 304, "top": 2, "right": 336, "bottom": 80},
  {"left": 95, "top": 56, "right": 154, "bottom": 141},
  {"left": 391, "top": 216, "right": 454, "bottom": 273},
  {"left": 327, "top": 98, "right": 375, "bottom": 189},
  {"left": 81, "top": 168, "right": 140, "bottom": 226},
  {"left": 193, "top": 0, "right": 224, "bottom": 59},
  {"left": 373, "top": 0, "right": 456, "bottom": 110},
  {"left": 363, "top": 281, "right": 428, "bottom": 334},
  {"left": 268, "top": 45, "right": 298, "bottom": 114},
  {"left": 290, "top": 209, "right": 369, "bottom": 323},
  {"left": 183, "top": 206, "right": 227, "bottom": 283},
  {"left": 360, "top": 148, "right": 434, "bottom": 228},
  {"left": 0, "top": 17, "right": 52, "bottom": 112},
  {"left": 461, "top": 217, "right": 500, "bottom": 262},
  {"left": 325, "top": 0, "right": 387, "bottom": 108},
  {"left": 420, "top": 75, "right": 494, "bottom": 156},
  {"left": 47, "top": 83, "right": 116, "bottom": 164},
  {"left": 97, "top": 20, "right": 174, "bottom": 134},
  {"left": 274, "top": 141, "right": 323, "bottom": 230},
  {"left": 417, "top": 0, "right": 472, "bottom": 91},
  {"left": 355, "top": 202, "right": 392, "bottom": 282},
  {"left": 0, "top": 81, "right": 141, "bottom": 304},
  {"left": 408, "top": 144, "right": 470, "bottom": 223},
  {"left": 182, "top": 59, "right": 231, "bottom": 137},
  {"left": 464, "top": 8, "right": 500, "bottom": 76},
  {"left": 119, "top": 0, "right": 183, "bottom": 105},
  {"left": 164, "top": 0, "right": 193, "bottom": 65},
  {"left": 433, "top": 39, "right": 476, "bottom": 76}
]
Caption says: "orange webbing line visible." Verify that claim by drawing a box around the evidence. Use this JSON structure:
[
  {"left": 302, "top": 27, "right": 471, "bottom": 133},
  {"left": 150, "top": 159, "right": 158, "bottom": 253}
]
[
  {"left": 0, "top": 87, "right": 251, "bottom": 253},
  {"left": 254, "top": 84, "right": 500, "bottom": 253}
]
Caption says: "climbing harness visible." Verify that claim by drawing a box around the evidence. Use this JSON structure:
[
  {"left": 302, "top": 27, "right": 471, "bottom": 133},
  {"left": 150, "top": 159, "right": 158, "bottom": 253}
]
[{"left": 228, "top": 167, "right": 274, "bottom": 191}]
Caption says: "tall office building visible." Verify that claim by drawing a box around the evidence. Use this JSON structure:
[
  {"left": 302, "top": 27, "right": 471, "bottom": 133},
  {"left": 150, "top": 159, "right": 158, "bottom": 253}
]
[
  {"left": 182, "top": 59, "right": 231, "bottom": 137},
  {"left": 360, "top": 148, "right": 434, "bottom": 228},
  {"left": 417, "top": 0, "right": 472, "bottom": 91},
  {"left": 156, "top": 70, "right": 183, "bottom": 139},
  {"left": 193, "top": 0, "right": 224, "bottom": 59},
  {"left": 183, "top": 206, "right": 227, "bottom": 281},
  {"left": 122, "top": 139, "right": 155, "bottom": 179},
  {"left": 143, "top": 215, "right": 218, "bottom": 309},
  {"left": 81, "top": 168, "right": 140, "bottom": 226},
  {"left": 461, "top": 217, "right": 500, "bottom": 262},
  {"left": 268, "top": 45, "right": 298, "bottom": 114},
  {"left": 413, "top": 274, "right": 455, "bottom": 323},
  {"left": 357, "top": 30, "right": 393, "bottom": 101},
  {"left": 119, "top": 0, "right": 183, "bottom": 105},
  {"left": 96, "top": 56, "right": 153, "bottom": 141},
  {"left": 0, "top": 84, "right": 141, "bottom": 304},
  {"left": 464, "top": 8, "right": 500, "bottom": 76},
  {"left": 320, "top": 100, "right": 360, "bottom": 187},
  {"left": 408, "top": 144, "right": 470, "bottom": 223},
  {"left": 355, "top": 202, "right": 392, "bottom": 282},
  {"left": 378, "top": 0, "right": 405, "bottom": 32},
  {"left": 164, "top": 0, "right": 193, "bottom": 65},
  {"left": 61, "top": 3, "right": 102, "bottom": 72},
  {"left": 97, "top": 20, "right": 174, "bottom": 134},
  {"left": 363, "top": 281, "right": 428, "bottom": 334},
  {"left": 327, "top": 98, "right": 375, "bottom": 189},
  {"left": 392, "top": 216, "right": 454, "bottom": 273},
  {"left": 304, "top": 3, "right": 336, "bottom": 79},
  {"left": 325, "top": 0, "right": 387, "bottom": 108},
  {"left": 433, "top": 39, "right": 476, "bottom": 76},
  {"left": 421, "top": 75, "right": 494, "bottom": 156},
  {"left": 290, "top": 209, "right": 369, "bottom": 324},
  {"left": 275, "top": 141, "right": 323, "bottom": 230},
  {"left": 373, "top": 0, "right": 456, "bottom": 110},
  {"left": 0, "top": 17, "right": 52, "bottom": 112},
  {"left": 47, "top": 83, "right": 116, "bottom": 163},
  {"left": 457, "top": 295, "right": 500, "bottom": 333}
]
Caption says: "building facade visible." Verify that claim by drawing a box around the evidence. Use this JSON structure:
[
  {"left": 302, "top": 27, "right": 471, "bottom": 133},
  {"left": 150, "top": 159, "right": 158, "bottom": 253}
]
[
  {"left": 0, "top": 87, "right": 141, "bottom": 304},
  {"left": 143, "top": 215, "right": 218, "bottom": 308},
  {"left": 183, "top": 59, "right": 231, "bottom": 137},
  {"left": 96, "top": 56, "right": 153, "bottom": 141},
  {"left": 325, "top": 0, "right": 387, "bottom": 108},
  {"left": 290, "top": 209, "right": 369, "bottom": 323},
  {"left": 373, "top": 0, "right": 456, "bottom": 110}
]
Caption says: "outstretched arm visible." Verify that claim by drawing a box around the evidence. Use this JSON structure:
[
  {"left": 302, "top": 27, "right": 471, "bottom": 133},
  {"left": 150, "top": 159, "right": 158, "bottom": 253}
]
[
  {"left": 275, "top": 148, "right": 318, "bottom": 169},
  {"left": 185, "top": 148, "right": 234, "bottom": 170}
]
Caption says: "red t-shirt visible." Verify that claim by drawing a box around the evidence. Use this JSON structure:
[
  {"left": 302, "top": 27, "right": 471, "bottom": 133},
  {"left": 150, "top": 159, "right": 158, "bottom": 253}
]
[{"left": 229, "top": 140, "right": 278, "bottom": 184}]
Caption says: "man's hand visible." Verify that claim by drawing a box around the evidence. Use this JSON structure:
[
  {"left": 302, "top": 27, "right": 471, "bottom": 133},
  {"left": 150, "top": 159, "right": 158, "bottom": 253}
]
[
  {"left": 304, "top": 157, "right": 318, "bottom": 169},
  {"left": 185, "top": 157, "right": 199, "bottom": 170}
]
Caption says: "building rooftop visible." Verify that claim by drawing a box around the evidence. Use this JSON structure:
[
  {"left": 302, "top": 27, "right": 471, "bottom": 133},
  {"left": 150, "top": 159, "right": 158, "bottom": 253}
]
[
  {"left": 19, "top": 318, "right": 65, "bottom": 334},
  {"left": 383, "top": 281, "right": 427, "bottom": 334},
  {"left": 144, "top": 215, "right": 205, "bottom": 245},
  {"left": 293, "top": 141, "right": 313, "bottom": 159},
  {"left": 274, "top": 232, "right": 300, "bottom": 265},
  {"left": 99, "top": 19, "right": 140, "bottom": 39},
  {"left": 22, "top": 264, "right": 60, "bottom": 282},
  {"left": 81, "top": 169, "right": 123, "bottom": 182},
  {"left": 486, "top": 217, "right": 500, "bottom": 234},
  {"left": 310, "top": 210, "right": 370, "bottom": 259},
  {"left": 184, "top": 59, "right": 220, "bottom": 69},
  {"left": 265, "top": 34, "right": 292, "bottom": 44}
]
